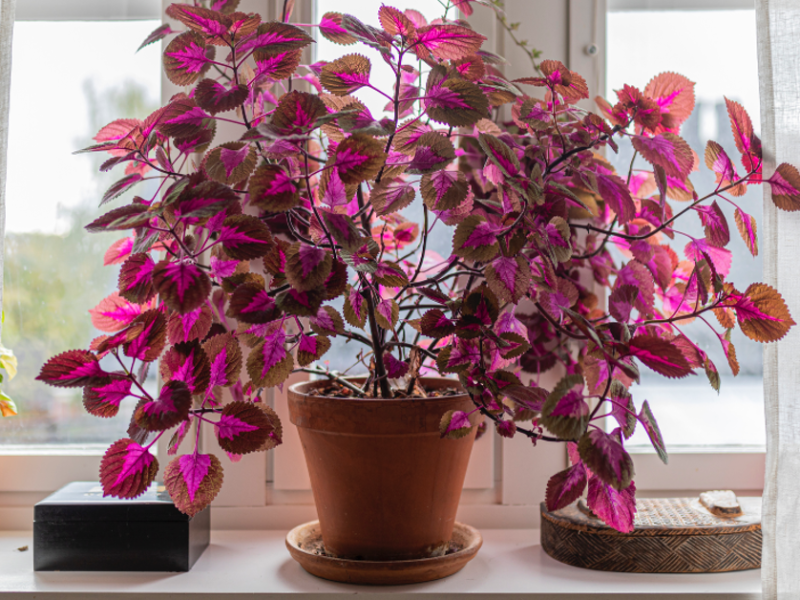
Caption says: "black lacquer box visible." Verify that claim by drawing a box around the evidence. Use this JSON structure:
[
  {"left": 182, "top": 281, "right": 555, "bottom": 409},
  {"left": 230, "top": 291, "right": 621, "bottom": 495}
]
[{"left": 33, "top": 481, "right": 209, "bottom": 571}]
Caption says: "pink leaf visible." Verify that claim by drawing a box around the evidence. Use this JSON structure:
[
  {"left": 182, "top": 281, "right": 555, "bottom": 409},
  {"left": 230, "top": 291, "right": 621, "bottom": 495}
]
[
  {"left": 83, "top": 377, "right": 133, "bottom": 418},
  {"left": 89, "top": 292, "right": 149, "bottom": 333},
  {"left": 216, "top": 413, "right": 260, "bottom": 441},
  {"left": 210, "top": 255, "right": 239, "bottom": 279},
  {"left": 724, "top": 97, "right": 761, "bottom": 173},
  {"left": 628, "top": 334, "right": 693, "bottom": 379},
  {"left": 684, "top": 239, "right": 731, "bottom": 278},
  {"left": 644, "top": 72, "right": 695, "bottom": 134},
  {"left": 219, "top": 144, "right": 251, "bottom": 179},
  {"left": 179, "top": 452, "right": 211, "bottom": 503},
  {"left": 164, "top": 452, "right": 223, "bottom": 516},
  {"left": 587, "top": 477, "right": 637, "bottom": 533},
  {"left": 596, "top": 170, "right": 636, "bottom": 224},
  {"left": 631, "top": 133, "right": 693, "bottom": 179},
  {"left": 259, "top": 329, "right": 287, "bottom": 380},
  {"left": 104, "top": 237, "right": 135, "bottom": 266},
  {"left": 321, "top": 168, "right": 348, "bottom": 208},
  {"left": 695, "top": 201, "right": 730, "bottom": 247},
  {"left": 413, "top": 24, "right": 485, "bottom": 61}
]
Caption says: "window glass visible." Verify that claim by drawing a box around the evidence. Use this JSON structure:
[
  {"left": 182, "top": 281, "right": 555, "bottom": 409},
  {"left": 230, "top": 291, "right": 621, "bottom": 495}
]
[
  {"left": 0, "top": 20, "right": 161, "bottom": 444},
  {"left": 606, "top": 9, "right": 763, "bottom": 447}
]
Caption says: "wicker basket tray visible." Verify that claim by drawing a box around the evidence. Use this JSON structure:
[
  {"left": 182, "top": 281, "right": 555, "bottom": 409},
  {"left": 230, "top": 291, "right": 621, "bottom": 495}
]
[{"left": 540, "top": 497, "right": 761, "bottom": 573}]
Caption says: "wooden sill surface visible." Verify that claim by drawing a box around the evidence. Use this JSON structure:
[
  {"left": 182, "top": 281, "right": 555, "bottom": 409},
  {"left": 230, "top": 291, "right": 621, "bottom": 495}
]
[{"left": 0, "top": 529, "right": 761, "bottom": 599}]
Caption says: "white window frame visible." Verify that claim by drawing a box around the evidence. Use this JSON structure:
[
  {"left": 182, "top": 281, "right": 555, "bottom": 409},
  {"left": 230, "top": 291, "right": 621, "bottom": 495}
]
[{"left": 0, "top": 0, "right": 763, "bottom": 531}]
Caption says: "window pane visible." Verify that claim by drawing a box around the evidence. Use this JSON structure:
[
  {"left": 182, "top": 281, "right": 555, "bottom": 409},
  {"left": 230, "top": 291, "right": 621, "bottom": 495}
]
[
  {"left": 606, "top": 9, "right": 763, "bottom": 447},
  {"left": 0, "top": 21, "right": 161, "bottom": 445}
]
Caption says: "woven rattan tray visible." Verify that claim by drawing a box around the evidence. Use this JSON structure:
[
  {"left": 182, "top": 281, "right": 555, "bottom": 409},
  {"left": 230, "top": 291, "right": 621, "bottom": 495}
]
[{"left": 540, "top": 497, "right": 761, "bottom": 573}]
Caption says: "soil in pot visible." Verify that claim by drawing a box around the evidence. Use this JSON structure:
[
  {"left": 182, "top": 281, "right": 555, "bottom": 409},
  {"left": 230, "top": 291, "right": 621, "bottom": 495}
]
[{"left": 287, "top": 377, "right": 481, "bottom": 562}]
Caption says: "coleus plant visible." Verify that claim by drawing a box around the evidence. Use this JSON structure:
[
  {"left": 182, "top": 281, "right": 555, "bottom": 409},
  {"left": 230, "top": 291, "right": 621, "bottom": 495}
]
[{"left": 37, "top": 0, "right": 797, "bottom": 531}]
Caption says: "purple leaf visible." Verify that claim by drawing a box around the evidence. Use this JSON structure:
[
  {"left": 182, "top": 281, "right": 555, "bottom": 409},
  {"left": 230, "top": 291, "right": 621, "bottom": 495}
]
[
  {"left": 344, "top": 285, "right": 367, "bottom": 328},
  {"left": 439, "top": 409, "right": 473, "bottom": 439},
  {"left": 639, "top": 400, "right": 668, "bottom": 464},
  {"left": 168, "top": 419, "right": 192, "bottom": 456},
  {"left": 164, "top": 452, "right": 223, "bottom": 516},
  {"left": 540, "top": 374, "right": 587, "bottom": 441},
  {"left": 628, "top": 334, "right": 693, "bottom": 379},
  {"left": 165, "top": 4, "right": 230, "bottom": 37},
  {"left": 545, "top": 462, "right": 588, "bottom": 511},
  {"left": 215, "top": 401, "right": 273, "bottom": 454},
  {"left": 587, "top": 477, "right": 637, "bottom": 533},
  {"left": 83, "top": 377, "right": 133, "bottom": 418},
  {"left": 734, "top": 208, "right": 758, "bottom": 257},
  {"left": 100, "top": 438, "right": 158, "bottom": 499},
  {"left": 596, "top": 170, "right": 636, "bottom": 224},
  {"left": 486, "top": 255, "right": 530, "bottom": 303},
  {"left": 631, "top": 133, "right": 693, "bottom": 179},
  {"left": 134, "top": 380, "right": 192, "bottom": 432},
  {"left": 383, "top": 353, "right": 409, "bottom": 378},
  {"left": 203, "top": 333, "right": 242, "bottom": 389},
  {"left": 578, "top": 428, "right": 634, "bottom": 490},
  {"left": 163, "top": 31, "right": 213, "bottom": 86},
  {"left": 137, "top": 23, "right": 174, "bottom": 52},
  {"left": 179, "top": 452, "right": 211, "bottom": 504},
  {"left": 246, "top": 328, "right": 293, "bottom": 388},
  {"left": 123, "top": 309, "right": 167, "bottom": 363},
  {"left": 161, "top": 341, "right": 211, "bottom": 397},
  {"left": 375, "top": 298, "right": 399, "bottom": 330},
  {"left": 296, "top": 334, "right": 332, "bottom": 367},
  {"left": 167, "top": 305, "right": 213, "bottom": 345},
  {"left": 37, "top": 350, "right": 108, "bottom": 388},
  {"left": 218, "top": 214, "right": 274, "bottom": 260},
  {"left": 413, "top": 24, "right": 486, "bottom": 61},
  {"left": 420, "top": 169, "right": 468, "bottom": 211},
  {"left": 695, "top": 200, "right": 730, "bottom": 247},
  {"left": 118, "top": 253, "right": 156, "bottom": 305},
  {"left": 153, "top": 260, "right": 212, "bottom": 315},
  {"left": 452, "top": 215, "right": 500, "bottom": 262},
  {"left": 285, "top": 244, "right": 333, "bottom": 293},
  {"left": 608, "top": 284, "right": 638, "bottom": 323},
  {"left": 321, "top": 168, "right": 348, "bottom": 208},
  {"left": 101, "top": 174, "right": 143, "bottom": 206},
  {"left": 237, "top": 22, "right": 313, "bottom": 54}
]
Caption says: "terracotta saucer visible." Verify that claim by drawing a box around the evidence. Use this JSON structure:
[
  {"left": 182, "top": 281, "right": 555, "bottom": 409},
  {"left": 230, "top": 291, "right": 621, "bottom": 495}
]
[{"left": 285, "top": 520, "right": 482, "bottom": 585}]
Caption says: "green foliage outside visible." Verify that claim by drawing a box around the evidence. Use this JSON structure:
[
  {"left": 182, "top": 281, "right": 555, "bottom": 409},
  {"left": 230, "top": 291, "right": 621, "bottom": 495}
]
[{"left": 0, "top": 80, "right": 158, "bottom": 443}]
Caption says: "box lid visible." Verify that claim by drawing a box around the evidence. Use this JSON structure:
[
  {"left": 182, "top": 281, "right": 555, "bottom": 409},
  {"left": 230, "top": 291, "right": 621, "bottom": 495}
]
[{"left": 34, "top": 481, "right": 194, "bottom": 523}]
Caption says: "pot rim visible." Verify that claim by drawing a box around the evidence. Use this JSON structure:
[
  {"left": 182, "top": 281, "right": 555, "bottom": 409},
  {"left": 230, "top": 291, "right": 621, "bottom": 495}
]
[
  {"left": 288, "top": 376, "right": 467, "bottom": 403},
  {"left": 286, "top": 377, "right": 480, "bottom": 433}
]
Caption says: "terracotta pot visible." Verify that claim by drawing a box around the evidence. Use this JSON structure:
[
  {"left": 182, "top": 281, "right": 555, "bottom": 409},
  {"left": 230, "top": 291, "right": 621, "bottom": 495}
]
[{"left": 287, "top": 378, "right": 480, "bottom": 561}]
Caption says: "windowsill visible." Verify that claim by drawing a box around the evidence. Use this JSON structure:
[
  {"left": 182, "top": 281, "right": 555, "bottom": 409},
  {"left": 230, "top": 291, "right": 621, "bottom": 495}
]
[
  {"left": 0, "top": 530, "right": 761, "bottom": 598},
  {"left": 0, "top": 445, "right": 106, "bottom": 456}
]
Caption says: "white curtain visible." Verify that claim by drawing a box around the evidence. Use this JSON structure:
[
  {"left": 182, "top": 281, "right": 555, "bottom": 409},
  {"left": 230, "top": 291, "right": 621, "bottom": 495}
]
[
  {"left": 757, "top": 1, "right": 800, "bottom": 598},
  {"left": 0, "top": 0, "right": 13, "bottom": 335}
]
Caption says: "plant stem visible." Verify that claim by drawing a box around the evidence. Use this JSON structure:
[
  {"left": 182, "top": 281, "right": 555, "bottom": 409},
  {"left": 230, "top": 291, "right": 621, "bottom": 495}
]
[{"left": 355, "top": 186, "right": 392, "bottom": 399}]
